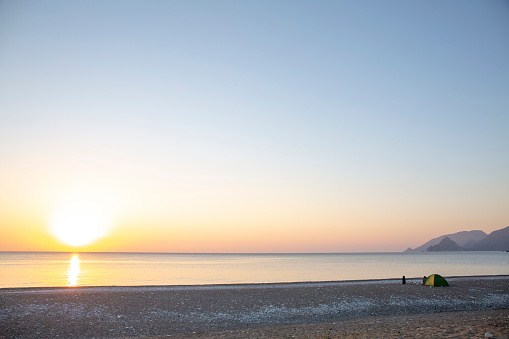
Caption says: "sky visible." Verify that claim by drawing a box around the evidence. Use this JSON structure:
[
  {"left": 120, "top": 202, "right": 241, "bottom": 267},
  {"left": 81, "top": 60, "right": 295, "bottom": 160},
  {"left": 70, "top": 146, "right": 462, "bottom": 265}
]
[{"left": 0, "top": 0, "right": 508, "bottom": 253}]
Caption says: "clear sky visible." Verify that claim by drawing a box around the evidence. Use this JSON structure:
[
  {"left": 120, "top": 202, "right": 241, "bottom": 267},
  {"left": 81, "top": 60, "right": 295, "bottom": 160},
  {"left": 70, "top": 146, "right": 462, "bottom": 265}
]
[{"left": 1, "top": 0, "right": 508, "bottom": 252}]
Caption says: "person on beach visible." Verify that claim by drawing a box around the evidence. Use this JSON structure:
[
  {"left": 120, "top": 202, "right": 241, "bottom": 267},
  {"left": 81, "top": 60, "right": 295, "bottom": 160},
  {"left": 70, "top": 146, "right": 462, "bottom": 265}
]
[
  {"left": 422, "top": 276, "right": 426, "bottom": 285},
  {"left": 402, "top": 276, "right": 406, "bottom": 284}
]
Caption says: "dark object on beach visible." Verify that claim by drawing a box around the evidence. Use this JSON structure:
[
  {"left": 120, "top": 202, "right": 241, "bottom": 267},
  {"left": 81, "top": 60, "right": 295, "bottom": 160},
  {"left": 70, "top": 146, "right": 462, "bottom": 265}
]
[
  {"left": 402, "top": 276, "right": 406, "bottom": 284},
  {"left": 424, "top": 274, "right": 449, "bottom": 287},
  {"left": 422, "top": 276, "right": 426, "bottom": 285}
]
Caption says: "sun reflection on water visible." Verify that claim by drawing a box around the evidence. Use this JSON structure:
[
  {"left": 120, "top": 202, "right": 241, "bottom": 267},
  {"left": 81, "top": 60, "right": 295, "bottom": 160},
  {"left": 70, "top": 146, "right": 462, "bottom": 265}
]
[{"left": 67, "top": 254, "right": 80, "bottom": 287}]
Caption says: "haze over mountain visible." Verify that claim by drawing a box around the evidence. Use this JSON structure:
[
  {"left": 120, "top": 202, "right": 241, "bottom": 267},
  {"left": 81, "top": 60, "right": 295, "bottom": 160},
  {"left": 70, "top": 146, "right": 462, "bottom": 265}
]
[
  {"left": 405, "top": 230, "right": 487, "bottom": 252},
  {"left": 426, "top": 237, "right": 465, "bottom": 252},
  {"left": 406, "top": 226, "right": 509, "bottom": 252},
  {"left": 470, "top": 226, "right": 509, "bottom": 251}
]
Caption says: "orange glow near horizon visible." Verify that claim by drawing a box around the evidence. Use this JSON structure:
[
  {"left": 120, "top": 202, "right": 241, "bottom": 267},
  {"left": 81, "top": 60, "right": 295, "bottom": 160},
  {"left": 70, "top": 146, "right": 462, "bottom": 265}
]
[
  {"left": 0, "top": 205, "right": 505, "bottom": 253},
  {"left": 0, "top": 177, "right": 505, "bottom": 253}
]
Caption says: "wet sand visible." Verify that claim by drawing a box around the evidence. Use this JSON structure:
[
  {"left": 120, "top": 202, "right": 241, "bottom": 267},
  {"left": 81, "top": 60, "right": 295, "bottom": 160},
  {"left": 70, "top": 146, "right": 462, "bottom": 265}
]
[{"left": 1, "top": 276, "right": 508, "bottom": 338}]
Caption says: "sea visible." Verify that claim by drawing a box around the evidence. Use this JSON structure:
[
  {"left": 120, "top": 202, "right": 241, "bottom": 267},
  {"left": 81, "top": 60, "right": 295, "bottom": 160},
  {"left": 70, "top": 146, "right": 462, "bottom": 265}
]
[{"left": 0, "top": 251, "right": 508, "bottom": 288}]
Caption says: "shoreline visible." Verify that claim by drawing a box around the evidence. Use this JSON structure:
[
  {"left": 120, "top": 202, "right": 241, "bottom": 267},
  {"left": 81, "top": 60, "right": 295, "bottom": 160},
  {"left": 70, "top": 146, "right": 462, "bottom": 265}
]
[
  {"left": 2, "top": 274, "right": 509, "bottom": 292},
  {"left": 1, "top": 275, "right": 508, "bottom": 338}
]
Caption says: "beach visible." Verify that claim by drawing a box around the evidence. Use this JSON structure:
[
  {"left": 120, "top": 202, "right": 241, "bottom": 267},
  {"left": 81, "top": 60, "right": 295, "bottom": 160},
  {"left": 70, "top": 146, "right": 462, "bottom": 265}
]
[{"left": 1, "top": 276, "right": 508, "bottom": 338}]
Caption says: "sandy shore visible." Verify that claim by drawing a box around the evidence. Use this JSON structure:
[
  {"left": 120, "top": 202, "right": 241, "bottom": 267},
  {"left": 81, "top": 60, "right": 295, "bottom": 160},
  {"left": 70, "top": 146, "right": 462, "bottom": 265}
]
[{"left": 1, "top": 276, "right": 508, "bottom": 338}]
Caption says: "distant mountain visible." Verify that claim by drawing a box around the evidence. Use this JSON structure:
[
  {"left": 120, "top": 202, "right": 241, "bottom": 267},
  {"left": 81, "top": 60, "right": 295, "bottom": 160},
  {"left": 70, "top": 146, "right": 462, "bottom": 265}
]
[
  {"left": 470, "top": 226, "right": 509, "bottom": 251},
  {"left": 405, "top": 230, "right": 487, "bottom": 252},
  {"left": 426, "top": 237, "right": 464, "bottom": 252}
]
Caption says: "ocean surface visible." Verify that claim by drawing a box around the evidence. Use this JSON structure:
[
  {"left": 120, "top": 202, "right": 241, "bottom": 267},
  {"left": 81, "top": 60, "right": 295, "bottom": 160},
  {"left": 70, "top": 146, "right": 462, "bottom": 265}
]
[{"left": 1, "top": 252, "right": 508, "bottom": 288}]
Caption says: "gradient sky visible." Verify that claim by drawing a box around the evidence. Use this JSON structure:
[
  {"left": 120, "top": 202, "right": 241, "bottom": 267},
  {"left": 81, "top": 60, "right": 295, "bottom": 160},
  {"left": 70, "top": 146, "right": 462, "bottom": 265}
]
[{"left": 1, "top": 0, "right": 508, "bottom": 252}]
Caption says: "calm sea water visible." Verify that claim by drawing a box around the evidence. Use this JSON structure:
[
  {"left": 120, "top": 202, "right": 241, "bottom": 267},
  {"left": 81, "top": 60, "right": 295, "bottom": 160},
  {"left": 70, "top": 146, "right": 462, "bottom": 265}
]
[{"left": 0, "top": 252, "right": 508, "bottom": 288}]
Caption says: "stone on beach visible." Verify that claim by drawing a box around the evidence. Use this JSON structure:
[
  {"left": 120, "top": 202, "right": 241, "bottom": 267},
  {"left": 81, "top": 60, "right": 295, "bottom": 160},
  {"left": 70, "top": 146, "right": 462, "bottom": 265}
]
[{"left": 0, "top": 276, "right": 508, "bottom": 338}]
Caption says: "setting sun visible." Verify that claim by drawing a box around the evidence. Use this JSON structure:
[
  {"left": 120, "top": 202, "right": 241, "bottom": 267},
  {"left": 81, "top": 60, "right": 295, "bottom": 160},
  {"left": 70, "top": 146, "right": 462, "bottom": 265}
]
[{"left": 49, "top": 195, "right": 113, "bottom": 247}]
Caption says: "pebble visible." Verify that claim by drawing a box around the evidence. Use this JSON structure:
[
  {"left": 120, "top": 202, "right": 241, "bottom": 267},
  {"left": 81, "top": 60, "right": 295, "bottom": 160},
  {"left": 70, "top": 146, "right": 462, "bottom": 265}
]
[
  {"left": 2, "top": 277, "right": 508, "bottom": 338},
  {"left": 485, "top": 332, "right": 493, "bottom": 337}
]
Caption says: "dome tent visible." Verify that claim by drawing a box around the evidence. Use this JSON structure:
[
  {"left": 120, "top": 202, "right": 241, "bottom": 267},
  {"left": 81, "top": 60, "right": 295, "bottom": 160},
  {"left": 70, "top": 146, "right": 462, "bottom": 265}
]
[{"left": 424, "top": 274, "right": 449, "bottom": 287}]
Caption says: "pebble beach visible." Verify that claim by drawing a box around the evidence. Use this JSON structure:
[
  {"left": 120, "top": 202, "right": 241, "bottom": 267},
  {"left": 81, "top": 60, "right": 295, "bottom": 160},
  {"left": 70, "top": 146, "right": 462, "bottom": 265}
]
[{"left": 1, "top": 276, "right": 508, "bottom": 338}]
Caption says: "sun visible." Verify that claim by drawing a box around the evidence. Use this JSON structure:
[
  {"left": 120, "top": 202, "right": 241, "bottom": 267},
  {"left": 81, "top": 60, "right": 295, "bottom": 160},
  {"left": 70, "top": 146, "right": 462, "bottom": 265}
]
[{"left": 50, "top": 195, "right": 113, "bottom": 247}]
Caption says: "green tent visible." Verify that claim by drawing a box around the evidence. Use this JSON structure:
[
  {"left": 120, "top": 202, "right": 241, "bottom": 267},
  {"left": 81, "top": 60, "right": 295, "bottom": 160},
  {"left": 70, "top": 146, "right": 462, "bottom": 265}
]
[{"left": 424, "top": 274, "right": 449, "bottom": 287}]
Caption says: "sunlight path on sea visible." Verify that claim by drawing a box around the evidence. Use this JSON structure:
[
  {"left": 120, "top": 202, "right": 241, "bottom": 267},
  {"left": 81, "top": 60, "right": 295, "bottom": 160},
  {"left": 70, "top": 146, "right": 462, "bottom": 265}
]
[{"left": 66, "top": 254, "right": 80, "bottom": 287}]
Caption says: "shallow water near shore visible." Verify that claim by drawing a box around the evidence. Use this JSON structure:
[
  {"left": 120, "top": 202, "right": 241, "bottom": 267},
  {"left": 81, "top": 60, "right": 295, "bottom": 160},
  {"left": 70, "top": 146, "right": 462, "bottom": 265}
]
[{"left": 1, "top": 251, "right": 508, "bottom": 288}]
